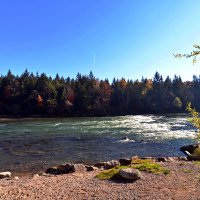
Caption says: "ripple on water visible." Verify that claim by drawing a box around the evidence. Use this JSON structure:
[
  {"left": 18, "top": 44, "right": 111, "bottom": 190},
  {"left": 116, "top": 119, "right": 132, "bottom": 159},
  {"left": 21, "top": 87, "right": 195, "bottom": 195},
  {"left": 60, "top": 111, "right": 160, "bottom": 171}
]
[{"left": 0, "top": 114, "right": 196, "bottom": 172}]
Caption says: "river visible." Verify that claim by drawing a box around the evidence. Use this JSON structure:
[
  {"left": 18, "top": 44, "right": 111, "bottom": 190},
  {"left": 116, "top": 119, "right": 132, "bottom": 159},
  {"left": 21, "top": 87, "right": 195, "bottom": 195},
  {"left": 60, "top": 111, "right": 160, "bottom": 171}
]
[{"left": 0, "top": 114, "right": 196, "bottom": 173}]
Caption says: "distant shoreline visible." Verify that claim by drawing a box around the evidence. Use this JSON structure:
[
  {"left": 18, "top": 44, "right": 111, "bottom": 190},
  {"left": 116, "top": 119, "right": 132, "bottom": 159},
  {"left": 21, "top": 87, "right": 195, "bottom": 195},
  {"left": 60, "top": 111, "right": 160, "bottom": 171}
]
[{"left": 0, "top": 112, "right": 188, "bottom": 120}]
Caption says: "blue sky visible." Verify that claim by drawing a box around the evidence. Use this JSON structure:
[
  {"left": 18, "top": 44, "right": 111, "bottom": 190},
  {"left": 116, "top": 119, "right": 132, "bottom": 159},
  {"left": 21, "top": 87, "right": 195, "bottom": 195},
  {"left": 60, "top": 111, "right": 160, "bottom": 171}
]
[{"left": 0, "top": 0, "right": 200, "bottom": 81}]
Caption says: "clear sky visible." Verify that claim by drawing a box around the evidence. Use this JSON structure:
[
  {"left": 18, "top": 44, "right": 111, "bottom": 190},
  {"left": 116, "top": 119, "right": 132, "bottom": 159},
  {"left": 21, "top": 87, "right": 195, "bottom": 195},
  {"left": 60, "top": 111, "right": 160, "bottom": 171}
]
[{"left": 0, "top": 0, "right": 200, "bottom": 81}]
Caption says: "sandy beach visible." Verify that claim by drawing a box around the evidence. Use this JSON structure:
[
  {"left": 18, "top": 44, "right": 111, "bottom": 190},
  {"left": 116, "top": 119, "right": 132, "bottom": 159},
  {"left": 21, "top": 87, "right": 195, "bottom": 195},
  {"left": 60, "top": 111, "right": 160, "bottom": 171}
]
[{"left": 0, "top": 160, "right": 200, "bottom": 200}]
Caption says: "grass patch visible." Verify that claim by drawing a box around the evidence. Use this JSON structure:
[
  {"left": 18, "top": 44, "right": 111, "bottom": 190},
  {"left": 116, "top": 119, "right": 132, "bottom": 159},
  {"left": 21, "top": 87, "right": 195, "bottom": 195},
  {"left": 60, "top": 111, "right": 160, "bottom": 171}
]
[
  {"left": 96, "top": 159, "right": 170, "bottom": 180},
  {"left": 131, "top": 159, "right": 154, "bottom": 165},
  {"left": 132, "top": 162, "right": 170, "bottom": 175},
  {"left": 132, "top": 159, "right": 170, "bottom": 175},
  {"left": 95, "top": 165, "right": 126, "bottom": 180}
]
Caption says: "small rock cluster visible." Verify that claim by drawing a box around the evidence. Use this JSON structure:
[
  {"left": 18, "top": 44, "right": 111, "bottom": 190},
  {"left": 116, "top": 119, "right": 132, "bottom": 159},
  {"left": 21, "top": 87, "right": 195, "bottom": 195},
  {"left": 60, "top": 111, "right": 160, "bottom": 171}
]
[
  {"left": 45, "top": 163, "right": 98, "bottom": 175},
  {"left": 0, "top": 154, "right": 188, "bottom": 181}
]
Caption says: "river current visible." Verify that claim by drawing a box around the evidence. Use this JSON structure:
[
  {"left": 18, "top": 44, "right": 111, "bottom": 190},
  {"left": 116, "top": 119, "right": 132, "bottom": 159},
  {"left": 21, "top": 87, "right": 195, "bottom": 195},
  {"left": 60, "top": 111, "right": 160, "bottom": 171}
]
[{"left": 0, "top": 114, "right": 196, "bottom": 173}]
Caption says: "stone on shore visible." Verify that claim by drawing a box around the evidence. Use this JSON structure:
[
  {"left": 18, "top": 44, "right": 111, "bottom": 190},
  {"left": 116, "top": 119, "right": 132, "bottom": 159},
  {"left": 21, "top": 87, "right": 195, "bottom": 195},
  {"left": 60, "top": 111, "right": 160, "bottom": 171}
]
[
  {"left": 180, "top": 144, "right": 200, "bottom": 155},
  {"left": 157, "top": 157, "right": 168, "bottom": 162},
  {"left": 0, "top": 172, "right": 12, "bottom": 179},
  {"left": 131, "top": 155, "right": 139, "bottom": 161},
  {"left": 46, "top": 163, "right": 75, "bottom": 175},
  {"left": 180, "top": 144, "right": 200, "bottom": 161},
  {"left": 33, "top": 174, "right": 40, "bottom": 179},
  {"left": 178, "top": 156, "right": 187, "bottom": 161},
  {"left": 94, "top": 160, "right": 120, "bottom": 169},
  {"left": 119, "top": 168, "right": 143, "bottom": 181},
  {"left": 85, "top": 165, "right": 98, "bottom": 171},
  {"left": 119, "top": 158, "right": 132, "bottom": 166},
  {"left": 74, "top": 164, "right": 87, "bottom": 172},
  {"left": 14, "top": 176, "right": 19, "bottom": 180}
]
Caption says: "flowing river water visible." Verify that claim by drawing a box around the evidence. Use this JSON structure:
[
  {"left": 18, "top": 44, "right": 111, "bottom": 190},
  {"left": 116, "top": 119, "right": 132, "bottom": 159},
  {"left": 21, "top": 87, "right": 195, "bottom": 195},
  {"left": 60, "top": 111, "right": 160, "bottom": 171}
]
[{"left": 0, "top": 114, "right": 196, "bottom": 173}]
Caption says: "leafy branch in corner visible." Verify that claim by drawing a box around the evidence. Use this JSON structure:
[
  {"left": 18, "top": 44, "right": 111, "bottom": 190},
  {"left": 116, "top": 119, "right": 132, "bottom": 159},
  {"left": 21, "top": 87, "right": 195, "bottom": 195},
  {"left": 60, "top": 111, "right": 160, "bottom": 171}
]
[
  {"left": 174, "top": 44, "right": 200, "bottom": 65},
  {"left": 186, "top": 102, "right": 200, "bottom": 142}
]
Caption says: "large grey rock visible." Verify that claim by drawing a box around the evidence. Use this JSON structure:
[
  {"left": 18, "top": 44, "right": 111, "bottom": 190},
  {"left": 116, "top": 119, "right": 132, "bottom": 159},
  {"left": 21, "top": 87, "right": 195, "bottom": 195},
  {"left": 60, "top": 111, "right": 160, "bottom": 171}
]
[
  {"left": 0, "top": 172, "right": 12, "bottom": 179},
  {"left": 119, "top": 168, "right": 143, "bottom": 181}
]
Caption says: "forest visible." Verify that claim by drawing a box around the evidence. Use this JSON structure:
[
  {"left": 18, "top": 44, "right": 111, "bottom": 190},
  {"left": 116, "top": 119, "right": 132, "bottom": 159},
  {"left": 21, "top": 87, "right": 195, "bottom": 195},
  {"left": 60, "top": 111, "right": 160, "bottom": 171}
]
[{"left": 0, "top": 69, "right": 200, "bottom": 117}]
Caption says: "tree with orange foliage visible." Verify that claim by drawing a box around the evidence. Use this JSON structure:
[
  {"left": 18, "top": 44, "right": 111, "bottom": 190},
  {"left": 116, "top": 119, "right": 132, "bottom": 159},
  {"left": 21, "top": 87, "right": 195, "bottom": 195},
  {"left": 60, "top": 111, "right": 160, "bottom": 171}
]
[{"left": 37, "top": 95, "right": 43, "bottom": 107}]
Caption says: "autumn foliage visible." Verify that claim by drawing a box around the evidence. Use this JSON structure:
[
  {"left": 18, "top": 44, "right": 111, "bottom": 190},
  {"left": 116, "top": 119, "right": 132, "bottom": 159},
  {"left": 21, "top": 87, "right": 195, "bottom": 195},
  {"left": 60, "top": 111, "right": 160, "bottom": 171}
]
[{"left": 0, "top": 69, "right": 199, "bottom": 116}]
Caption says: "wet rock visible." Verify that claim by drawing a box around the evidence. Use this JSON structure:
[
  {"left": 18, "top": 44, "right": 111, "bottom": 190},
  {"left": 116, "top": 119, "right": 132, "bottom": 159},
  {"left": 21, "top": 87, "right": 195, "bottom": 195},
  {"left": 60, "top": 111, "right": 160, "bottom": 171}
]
[
  {"left": 0, "top": 172, "right": 12, "bottom": 179},
  {"left": 180, "top": 144, "right": 200, "bottom": 155},
  {"left": 119, "top": 158, "right": 132, "bottom": 166},
  {"left": 85, "top": 165, "right": 98, "bottom": 171},
  {"left": 46, "top": 163, "right": 75, "bottom": 175},
  {"left": 119, "top": 168, "right": 143, "bottom": 181},
  {"left": 184, "top": 151, "right": 192, "bottom": 156},
  {"left": 46, "top": 167, "right": 58, "bottom": 174}
]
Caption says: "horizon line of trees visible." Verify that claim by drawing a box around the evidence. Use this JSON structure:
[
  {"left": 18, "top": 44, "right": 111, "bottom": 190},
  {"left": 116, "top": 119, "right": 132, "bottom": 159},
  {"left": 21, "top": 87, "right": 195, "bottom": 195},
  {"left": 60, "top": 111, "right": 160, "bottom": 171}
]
[{"left": 0, "top": 69, "right": 200, "bottom": 117}]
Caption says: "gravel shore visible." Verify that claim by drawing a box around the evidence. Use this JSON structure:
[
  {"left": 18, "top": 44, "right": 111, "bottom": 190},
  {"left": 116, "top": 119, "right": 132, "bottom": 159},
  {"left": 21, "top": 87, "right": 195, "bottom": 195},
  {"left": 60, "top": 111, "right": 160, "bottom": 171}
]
[{"left": 0, "top": 160, "right": 200, "bottom": 200}]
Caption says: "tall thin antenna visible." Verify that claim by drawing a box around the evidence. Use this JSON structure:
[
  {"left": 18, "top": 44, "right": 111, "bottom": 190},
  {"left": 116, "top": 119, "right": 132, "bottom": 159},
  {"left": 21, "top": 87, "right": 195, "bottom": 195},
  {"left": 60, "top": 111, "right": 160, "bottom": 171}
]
[
  {"left": 90, "top": 54, "right": 96, "bottom": 74},
  {"left": 94, "top": 54, "right": 96, "bottom": 67}
]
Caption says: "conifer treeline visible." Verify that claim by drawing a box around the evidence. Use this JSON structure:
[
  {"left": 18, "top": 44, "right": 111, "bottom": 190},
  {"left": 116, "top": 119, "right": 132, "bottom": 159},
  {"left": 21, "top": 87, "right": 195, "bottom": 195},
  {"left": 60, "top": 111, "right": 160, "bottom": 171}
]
[{"left": 0, "top": 69, "right": 200, "bottom": 117}]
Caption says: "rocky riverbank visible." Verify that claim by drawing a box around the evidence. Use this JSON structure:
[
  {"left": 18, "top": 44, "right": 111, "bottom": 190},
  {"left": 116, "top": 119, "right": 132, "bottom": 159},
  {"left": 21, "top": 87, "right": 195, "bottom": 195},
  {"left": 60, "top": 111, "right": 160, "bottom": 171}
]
[{"left": 1, "top": 156, "right": 200, "bottom": 199}]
